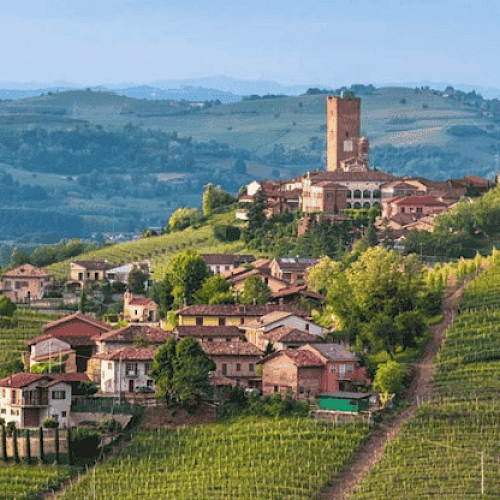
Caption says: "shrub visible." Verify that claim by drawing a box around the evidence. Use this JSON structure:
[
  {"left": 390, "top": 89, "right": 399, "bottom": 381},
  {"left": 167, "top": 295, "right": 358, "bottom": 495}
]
[
  {"left": 213, "top": 224, "right": 241, "bottom": 242},
  {"left": 42, "top": 417, "right": 59, "bottom": 429},
  {"left": 71, "top": 428, "right": 101, "bottom": 458}
]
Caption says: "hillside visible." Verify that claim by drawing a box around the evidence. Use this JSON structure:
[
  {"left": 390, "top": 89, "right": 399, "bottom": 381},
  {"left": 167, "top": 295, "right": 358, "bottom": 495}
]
[
  {"left": 350, "top": 257, "right": 500, "bottom": 498},
  {"left": 0, "top": 85, "right": 499, "bottom": 242}
]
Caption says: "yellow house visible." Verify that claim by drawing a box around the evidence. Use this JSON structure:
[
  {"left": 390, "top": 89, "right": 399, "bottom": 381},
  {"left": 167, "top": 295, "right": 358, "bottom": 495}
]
[
  {"left": 1, "top": 264, "right": 51, "bottom": 303},
  {"left": 70, "top": 260, "right": 113, "bottom": 286}
]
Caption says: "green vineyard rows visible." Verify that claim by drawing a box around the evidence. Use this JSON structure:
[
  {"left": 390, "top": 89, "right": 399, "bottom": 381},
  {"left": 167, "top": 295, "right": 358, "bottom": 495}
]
[
  {"left": 351, "top": 258, "right": 500, "bottom": 499},
  {"left": 57, "top": 417, "right": 369, "bottom": 500}
]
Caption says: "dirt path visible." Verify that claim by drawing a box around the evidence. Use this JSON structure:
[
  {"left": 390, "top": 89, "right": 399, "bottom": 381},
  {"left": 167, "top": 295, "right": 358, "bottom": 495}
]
[{"left": 315, "top": 283, "right": 466, "bottom": 500}]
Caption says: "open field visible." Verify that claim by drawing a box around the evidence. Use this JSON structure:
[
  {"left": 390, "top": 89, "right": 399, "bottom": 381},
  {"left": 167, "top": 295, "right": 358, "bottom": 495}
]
[
  {"left": 56, "top": 417, "right": 369, "bottom": 500},
  {"left": 350, "top": 258, "right": 500, "bottom": 499}
]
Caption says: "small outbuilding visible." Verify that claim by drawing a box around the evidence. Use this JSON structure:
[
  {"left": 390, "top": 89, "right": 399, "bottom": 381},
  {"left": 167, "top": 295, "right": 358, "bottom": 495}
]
[{"left": 317, "top": 392, "right": 370, "bottom": 413}]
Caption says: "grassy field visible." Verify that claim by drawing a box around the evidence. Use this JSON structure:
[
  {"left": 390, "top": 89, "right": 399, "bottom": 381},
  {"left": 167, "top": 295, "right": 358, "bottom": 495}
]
[
  {"left": 46, "top": 210, "right": 250, "bottom": 280},
  {"left": 56, "top": 416, "right": 369, "bottom": 500},
  {"left": 350, "top": 256, "right": 500, "bottom": 499}
]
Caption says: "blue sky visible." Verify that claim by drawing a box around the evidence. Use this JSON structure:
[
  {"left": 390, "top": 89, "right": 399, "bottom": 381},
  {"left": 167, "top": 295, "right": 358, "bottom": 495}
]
[{"left": 1, "top": 0, "right": 499, "bottom": 88}]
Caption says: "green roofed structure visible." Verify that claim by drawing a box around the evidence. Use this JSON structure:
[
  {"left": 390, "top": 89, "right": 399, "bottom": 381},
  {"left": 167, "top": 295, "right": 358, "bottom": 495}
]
[{"left": 317, "top": 392, "right": 370, "bottom": 413}]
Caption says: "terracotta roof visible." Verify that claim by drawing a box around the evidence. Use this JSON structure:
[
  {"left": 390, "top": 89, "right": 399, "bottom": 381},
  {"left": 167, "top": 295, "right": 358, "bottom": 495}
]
[
  {"left": 0, "top": 373, "right": 49, "bottom": 388},
  {"left": 99, "top": 347, "right": 156, "bottom": 361},
  {"left": 42, "top": 312, "right": 113, "bottom": 333},
  {"left": 271, "top": 285, "right": 325, "bottom": 301},
  {"left": 262, "top": 349, "right": 325, "bottom": 367},
  {"left": 2, "top": 264, "right": 50, "bottom": 279},
  {"left": 265, "top": 326, "right": 320, "bottom": 344},
  {"left": 394, "top": 196, "right": 448, "bottom": 207},
  {"left": 273, "top": 257, "right": 318, "bottom": 271},
  {"left": 26, "top": 331, "right": 97, "bottom": 347},
  {"left": 209, "top": 373, "right": 237, "bottom": 387},
  {"left": 252, "top": 259, "right": 272, "bottom": 269},
  {"left": 462, "top": 175, "right": 492, "bottom": 186},
  {"left": 244, "top": 311, "right": 294, "bottom": 328},
  {"left": 174, "top": 325, "right": 245, "bottom": 339},
  {"left": 200, "top": 341, "right": 263, "bottom": 356},
  {"left": 308, "top": 170, "right": 395, "bottom": 182},
  {"left": 201, "top": 254, "right": 255, "bottom": 265},
  {"left": 48, "top": 373, "right": 90, "bottom": 383},
  {"left": 307, "top": 343, "right": 358, "bottom": 362},
  {"left": 313, "top": 181, "right": 348, "bottom": 189},
  {"left": 176, "top": 304, "right": 310, "bottom": 318},
  {"left": 128, "top": 297, "right": 158, "bottom": 307},
  {"left": 71, "top": 260, "right": 113, "bottom": 270},
  {"left": 94, "top": 325, "right": 169, "bottom": 344}
]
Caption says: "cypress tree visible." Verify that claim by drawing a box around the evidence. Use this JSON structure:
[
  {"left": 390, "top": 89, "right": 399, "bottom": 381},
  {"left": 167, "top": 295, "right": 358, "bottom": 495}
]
[
  {"left": 55, "top": 427, "right": 60, "bottom": 465},
  {"left": 67, "top": 427, "right": 73, "bottom": 466},
  {"left": 25, "top": 429, "right": 31, "bottom": 464},
  {"left": 39, "top": 426, "right": 45, "bottom": 463},
  {"left": 12, "top": 427, "right": 19, "bottom": 463},
  {"left": 1, "top": 424, "right": 7, "bottom": 462}
]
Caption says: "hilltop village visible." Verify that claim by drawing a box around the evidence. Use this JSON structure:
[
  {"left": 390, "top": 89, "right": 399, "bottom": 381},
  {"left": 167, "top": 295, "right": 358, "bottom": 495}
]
[{"left": 0, "top": 94, "right": 496, "bottom": 432}]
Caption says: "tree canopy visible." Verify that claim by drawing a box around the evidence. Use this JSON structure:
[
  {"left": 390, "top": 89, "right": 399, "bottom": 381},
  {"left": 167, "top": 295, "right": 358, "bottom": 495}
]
[
  {"left": 240, "top": 275, "right": 271, "bottom": 305},
  {"left": 151, "top": 337, "right": 216, "bottom": 406}
]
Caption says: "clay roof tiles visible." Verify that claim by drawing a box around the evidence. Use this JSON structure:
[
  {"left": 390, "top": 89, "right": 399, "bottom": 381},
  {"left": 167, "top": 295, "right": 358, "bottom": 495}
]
[
  {"left": 200, "top": 341, "right": 262, "bottom": 356},
  {"left": 2, "top": 264, "right": 50, "bottom": 279},
  {"left": 42, "top": 312, "right": 113, "bottom": 333},
  {"left": 176, "top": 304, "right": 310, "bottom": 319}
]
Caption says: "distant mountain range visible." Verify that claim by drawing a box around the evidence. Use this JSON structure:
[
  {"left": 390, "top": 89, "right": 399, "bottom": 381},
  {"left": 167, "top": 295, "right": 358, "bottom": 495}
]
[{"left": 0, "top": 77, "right": 499, "bottom": 101}]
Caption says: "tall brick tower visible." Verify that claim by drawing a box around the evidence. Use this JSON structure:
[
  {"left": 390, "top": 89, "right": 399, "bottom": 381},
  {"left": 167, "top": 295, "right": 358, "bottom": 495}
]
[{"left": 326, "top": 94, "right": 364, "bottom": 172}]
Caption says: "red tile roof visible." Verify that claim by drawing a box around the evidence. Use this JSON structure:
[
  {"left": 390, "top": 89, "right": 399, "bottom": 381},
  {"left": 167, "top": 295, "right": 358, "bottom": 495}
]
[
  {"left": 268, "top": 349, "right": 325, "bottom": 367},
  {"left": 100, "top": 347, "right": 157, "bottom": 361},
  {"left": 42, "top": 312, "right": 113, "bottom": 333},
  {"left": 0, "top": 373, "right": 49, "bottom": 388},
  {"left": 2, "top": 264, "right": 50, "bottom": 279},
  {"left": 200, "top": 341, "right": 263, "bottom": 356},
  {"left": 174, "top": 325, "right": 245, "bottom": 339},
  {"left": 71, "top": 260, "right": 113, "bottom": 270},
  {"left": 265, "top": 326, "right": 320, "bottom": 344},
  {"left": 176, "top": 304, "right": 310, "bottom": 318},
  {"left": 201, "top": 254, "right": 255, "bottom": 265},
  {"left": 94, "top": 325, "right": 169, "bottom": 344},
  {"left": 128, "top": 297, "right": 158, "bottom": 307},
  {"left": 394, "top": 196, "right": 448, "bottom": 207}
]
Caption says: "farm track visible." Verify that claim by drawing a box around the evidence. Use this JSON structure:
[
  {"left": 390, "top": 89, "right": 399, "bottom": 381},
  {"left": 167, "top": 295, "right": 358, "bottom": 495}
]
[{"left": 315, "top": 281, "right": 467, "bottom": 500}]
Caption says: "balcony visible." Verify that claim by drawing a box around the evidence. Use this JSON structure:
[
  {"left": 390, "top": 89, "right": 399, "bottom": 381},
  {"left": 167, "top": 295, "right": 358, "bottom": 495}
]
[
  {"left": 126, "top": 371, "right": 138, "bottom": 377},
  {"left": 11, "top": 395, "right": 48, "bottom": 407}
]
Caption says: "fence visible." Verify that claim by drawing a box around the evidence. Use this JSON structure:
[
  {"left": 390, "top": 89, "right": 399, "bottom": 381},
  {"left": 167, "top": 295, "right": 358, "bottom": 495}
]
[{"left": 72, "top": 396, "right": 137, "bottom": 415}]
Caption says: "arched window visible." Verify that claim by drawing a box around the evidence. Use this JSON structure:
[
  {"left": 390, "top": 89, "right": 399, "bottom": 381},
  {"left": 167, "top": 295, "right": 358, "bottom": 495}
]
[
  {"left": 373, "top": 189, "right": 381, "bottom": 199},
  {"left": 363, "top": 202, "right": 371, "bottom": 209},
  {"left": 353, "top": 202, "right": 362, "bottom": 209},
  {"left": 346, "top": 202, "right": 352, "bottom": 209},
  {"left": 354, "top": 190, "right": 361, "bottom": 199},
  {"left": 373, "top": 202, "right": 381, "bottom": 209},
  {"left": 346, "top": 190, "right": 352, "bottom": 198},
  {"left": 363, "top": 190, "right": 371, "bottom": 199}
]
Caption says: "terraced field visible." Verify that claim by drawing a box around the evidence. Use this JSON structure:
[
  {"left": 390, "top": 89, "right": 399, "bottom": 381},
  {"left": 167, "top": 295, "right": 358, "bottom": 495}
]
[{"left": 350, "top": 258, "right": 500, "bottom": 499}]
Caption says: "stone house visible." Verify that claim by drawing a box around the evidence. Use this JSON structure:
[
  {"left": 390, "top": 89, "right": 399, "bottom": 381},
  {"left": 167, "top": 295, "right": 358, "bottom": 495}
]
[
  {"left": 201, "top": 254, "right": 255, "bottom": 274},
  {"left": 259, "top": 343, "right": 368, "bottom": 400},
  {"left": 123, "top": 292, "right": 159, "bottom": 323},
  {"left": 0, "top": 264, "right": 51, "bottom": 303},
  {"left": 200, "top": 340, "right": 263, "bottom": 388},
  {"left": 382, "top": 196, "right": 449, "bottom": 219},
  {"left": 224, "top": 267, "right": 290, "bottom": 294},
  {"left": 70, "top": 260, "right": 113, "bottom": 287},
  {"left": 269, "top": 258, "right": 318, "bottom": 284},
  {"left": 302, "top": 180, "right": 348, "bottom": 214}
]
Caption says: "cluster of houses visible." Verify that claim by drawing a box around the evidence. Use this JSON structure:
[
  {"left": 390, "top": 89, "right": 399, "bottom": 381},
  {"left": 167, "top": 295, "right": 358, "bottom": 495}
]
[
  {"left": 0, "top": 295, "right": 369, "bottom": 427},
  {"left": 237, "top": 94, "right": 493, "bottom": 241}
]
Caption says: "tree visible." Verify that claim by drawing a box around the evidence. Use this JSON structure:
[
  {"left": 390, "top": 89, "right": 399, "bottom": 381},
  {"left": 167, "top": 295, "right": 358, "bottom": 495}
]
[
  {"left": 240, "top": 275, "right": 271, "bottom": 305},
  {"left": 193, "top": 275, "right": 234, "bottom": 304},
  {"left": 149, "top": 278, "right": 174, "bottom": 316},
  {"left": 78, "top": 290, "right": 86, "bottom": 313},
  {"left": 168, "top": 207, "right": 203, "bottom": 231},
  {"left": 306, "top": 256, "right": 341, "bottom": 295},
  {"left": 0, "top": 297, "right": 16, "bottom": 317},
  {"left": 373, "top": 360, "right": 406, "bottom": 395},
  {"left": 164, "top": 250, "right": 210, "bottom": 307},
  {"left": 202, "top": 184, "right": 237, "bottom": 216},
  {"left": 127, "top": 266, "right": 148, "bottom": 294},
  {"left": 151, "top": 337, "right": 216, "bottom": 406}
]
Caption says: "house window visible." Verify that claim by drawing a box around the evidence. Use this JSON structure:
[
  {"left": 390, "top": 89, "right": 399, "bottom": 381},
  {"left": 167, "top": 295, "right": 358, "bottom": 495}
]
[
  {"left": 218, "top": 317, "right": 226, "bottom": 326},
  {"left": 274, "top": 385, "right": 279, "bottom": 393},
  {"left": 305, "top": 323, "right": 310, "bottom": 332},
  {"left": 52, "top": 390, "right": 66, "bottom": 400},
  {"left": 222, "top": 364, "right": 227, "bottom": 375},
  {"left": 144, "top": 363, "right": 152, "bottom": 374},
  {"left": 0, "top": 409, "right": 5, "bottom": 414},
  {"left": 1, "top": 388, "right": 5, "bottom": 398},
  {"left": 126, "top": 363, "right": 138, "bottom": 376},
  {"left": 78, "top": 272, "right": 83, "bottom": 281},
  {"left": 236, "top": 363, "right": 241, "bottom": 372},
  {"left": 108, "top": 362, "right": 113, "bottom": 370},
  {"left": 346, "top": 190, "right": 352, "bottom": 198},
  {"left": 240, "top": 318, "right": 244, "bottom": 325},
  {"left": 330, "top": 365, "right": 337, "bottom": 373},
  {"left": 249, "top": 364, "right": 254, "bottom": 372},
  {"left": 354, "top": 190, "right": 361, "bottom": 199},
  {"left": 10, "top": 409, "right": 19, "bottom": 416},
  {"left": 61, "top": 411, "right": 67, "bottom": 418},
  {"left": 196, "top": 317, "right": 203, "bottom": 326},
  {"left": 147, "top": 379, "right": 154, "bottom": 387}
]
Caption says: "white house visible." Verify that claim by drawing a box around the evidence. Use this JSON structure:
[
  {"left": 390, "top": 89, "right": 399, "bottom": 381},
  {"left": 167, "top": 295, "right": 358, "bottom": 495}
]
[
  {"left": 98, "top": 347, "right": 156, "bottom": 395},
  {"left": 0, "top": 373, "right": 72, "bottom": 428}
]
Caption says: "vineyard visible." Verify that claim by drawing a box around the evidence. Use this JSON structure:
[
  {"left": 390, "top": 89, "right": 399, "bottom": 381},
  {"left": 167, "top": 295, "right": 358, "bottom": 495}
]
[
  {"left": 56, "top": 417, "right": 368, "bottom": 500},
  {"left": 350, "top": 257, "right": 500, "bottom": 499},
  {"left": 46, "top": 211, "right": 247, "bottom": 280},
  {"left": 0, "top": 310, "right": 61, "bottom": 378},
  {"left": 0, "top": 463, "right": 73, "bottom": 500}
]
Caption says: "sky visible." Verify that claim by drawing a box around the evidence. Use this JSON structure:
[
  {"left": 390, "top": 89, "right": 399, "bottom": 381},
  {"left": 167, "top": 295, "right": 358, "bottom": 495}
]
[{"left": 1, "top": 0, "right": 499, "bottom": 89}]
